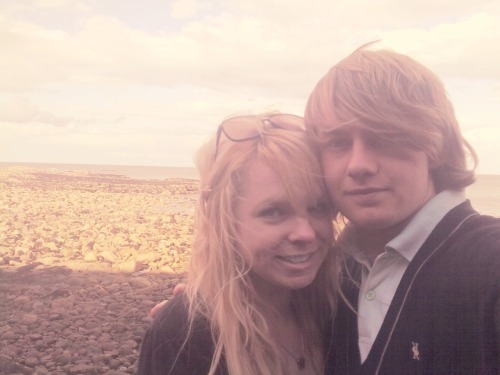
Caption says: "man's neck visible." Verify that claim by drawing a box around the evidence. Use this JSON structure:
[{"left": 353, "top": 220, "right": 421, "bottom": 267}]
[{"left": 355, "top": 219, "right": 412, "bottom": 265}]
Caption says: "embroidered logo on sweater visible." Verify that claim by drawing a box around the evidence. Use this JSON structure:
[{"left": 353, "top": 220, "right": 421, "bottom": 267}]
[{"left": 411, "top": 342, "right": 420, "bottom": 360}]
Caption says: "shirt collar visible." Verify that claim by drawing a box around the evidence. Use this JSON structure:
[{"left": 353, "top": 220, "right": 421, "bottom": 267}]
[
  {"left": 340, "top": 190, "right": 466, "bottom": 263},
  {"left": 386, "top": 190, "right": 466, "bottom": 261}
]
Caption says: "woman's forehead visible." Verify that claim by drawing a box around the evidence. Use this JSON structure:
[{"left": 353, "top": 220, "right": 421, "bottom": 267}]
[{"left": 239, "top": 159, "right": 324, "bottom": 202}]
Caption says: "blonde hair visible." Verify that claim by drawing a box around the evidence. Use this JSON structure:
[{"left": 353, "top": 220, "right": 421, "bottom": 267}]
[
  {"left": 305, "top": 42, "right": 477, "bottom": 192},
  {"left": 184, "top": 114, "right": 340, "bottom": 375}
]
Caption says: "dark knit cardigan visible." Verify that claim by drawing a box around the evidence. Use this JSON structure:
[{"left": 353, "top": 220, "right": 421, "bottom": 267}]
[{"left": 325, "top": 201, "right": 500, "bottom": 375}]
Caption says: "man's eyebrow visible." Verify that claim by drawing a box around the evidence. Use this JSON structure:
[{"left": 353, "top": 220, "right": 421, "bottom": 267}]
[{"left": 321, "top": 127, "right": 348, "bottom": 137}]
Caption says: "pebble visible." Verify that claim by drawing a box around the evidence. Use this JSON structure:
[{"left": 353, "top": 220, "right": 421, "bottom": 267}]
[{"left": 0, "top": 167, "right": 194, "bottom": 373}]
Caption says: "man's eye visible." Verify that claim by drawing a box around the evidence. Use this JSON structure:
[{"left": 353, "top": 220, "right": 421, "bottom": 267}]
[
  {"left": 366, "top": 136, "right": 389, "bottom": 150},
  {"left": 325, "top": 138, "right": 351, "bottom": 151}
]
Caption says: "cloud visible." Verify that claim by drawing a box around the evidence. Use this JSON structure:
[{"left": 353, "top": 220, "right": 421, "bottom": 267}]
[
  {"left": 0, "top": 0, "right": 499, "bottom": 172},
  {"left": 379, "top": 10, "right": 500, "bottom": 78},
  {"left": 0, "top": 97, "right": 72, "bottom": 127},
  {"left": 2, "top": 0, "right": 499, "bottom": 95},
  {"left": 170, "top": 0, "right": 200, "bottom": 19},
  {"left": 34, "top": 0, "right": 69, "bottom": 8}
]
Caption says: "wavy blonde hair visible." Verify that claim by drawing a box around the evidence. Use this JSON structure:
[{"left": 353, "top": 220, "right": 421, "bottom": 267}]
[
  {"left": 184, "top": 113, "right": 340, "bottom": 375},
  {"left": 305, "top": 42, "right": 477, "bottom": 192}
]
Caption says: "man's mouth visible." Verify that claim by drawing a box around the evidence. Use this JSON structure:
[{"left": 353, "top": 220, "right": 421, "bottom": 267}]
[{"left": 346, "top": 187, "right": 387, "bottom": 195}]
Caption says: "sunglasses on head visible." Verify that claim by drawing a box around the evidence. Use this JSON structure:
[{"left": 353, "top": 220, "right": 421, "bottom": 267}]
[{"left": 214, "top": 113, "right": 304, "bottom": 159}]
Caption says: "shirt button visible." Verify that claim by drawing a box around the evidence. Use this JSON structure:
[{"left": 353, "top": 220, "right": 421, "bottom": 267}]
[{"left": 365, "top": 290, "right": 376, "bottom": 301}]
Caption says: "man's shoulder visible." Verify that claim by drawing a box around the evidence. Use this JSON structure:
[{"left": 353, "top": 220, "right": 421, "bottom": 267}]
[
  {"left": 459, "top": 211, "right": 500, "bottom": 243},
  {"left": 438, "top": 209, "right": 500, "bottom": 268},
  {"left": 465, "top": 215, "right": 500, "bottom": 263},
  {"left": 408, "top": 203, "right": 500, "bottom": 275},
  {"left": 439, "top": 201, "right": 500, "bottom": 240}
]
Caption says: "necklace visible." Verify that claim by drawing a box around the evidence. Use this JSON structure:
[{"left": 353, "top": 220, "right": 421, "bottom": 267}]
[{"left": 278, "top": 332, "right": 306, "bottom": 370}]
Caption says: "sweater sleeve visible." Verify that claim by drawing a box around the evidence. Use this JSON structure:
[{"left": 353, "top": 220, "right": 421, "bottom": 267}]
[{"left": 136, "top": 295, "right": 216, "bottom": 375}]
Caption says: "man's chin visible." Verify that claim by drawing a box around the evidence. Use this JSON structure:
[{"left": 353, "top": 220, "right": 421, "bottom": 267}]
[{"left": 344, "top": 212, "right": 398, "bottom": 231}]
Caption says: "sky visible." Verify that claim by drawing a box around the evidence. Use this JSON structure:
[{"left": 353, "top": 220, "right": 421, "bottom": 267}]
[{"left": 1, "top": 0, "right": 499, "bottom": 174}]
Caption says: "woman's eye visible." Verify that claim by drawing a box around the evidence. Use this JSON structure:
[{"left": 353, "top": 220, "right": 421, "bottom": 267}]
[
  {"left": 259, "top": 207, "right": 284, "bottom": 219},
  {"left": 309, "top": 202, "right": 330, "bottom": 216}
]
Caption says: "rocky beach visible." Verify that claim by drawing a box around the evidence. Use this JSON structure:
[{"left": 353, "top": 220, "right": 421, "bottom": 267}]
[{"left": 0, "top": 167, "right": 199, "bottom": 374}]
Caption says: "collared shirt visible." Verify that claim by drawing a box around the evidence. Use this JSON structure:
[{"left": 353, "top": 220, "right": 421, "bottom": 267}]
[{"left": 342, "top": 190, "right": 466, "bottom": 363}]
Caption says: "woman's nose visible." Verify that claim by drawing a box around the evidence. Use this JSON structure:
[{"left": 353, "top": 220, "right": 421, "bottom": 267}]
[{"left": 288, "top": 216, "right": 316, "bottom": 242}]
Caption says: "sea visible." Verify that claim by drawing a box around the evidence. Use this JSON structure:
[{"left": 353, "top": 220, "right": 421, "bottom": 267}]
[
  {"left": 0, "top": 162, "right": 199, "bottom": 180},
  {"left": 1, "top": 161, "right": 499, "bottom": 217}
]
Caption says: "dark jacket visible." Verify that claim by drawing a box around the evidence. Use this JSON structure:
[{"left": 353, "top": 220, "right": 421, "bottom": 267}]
[
  {"left": 326, "top": 201, "right": 500, "bottom": 375},
  {"left": 136, "top": 294, "right": 228, "bottom": 375}
]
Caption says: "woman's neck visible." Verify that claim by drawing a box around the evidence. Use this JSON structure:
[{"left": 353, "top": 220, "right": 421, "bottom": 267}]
[
  {"left": 251, "top": 276, "right": 295, "bottom": 319},
  {"left": 262, "top": 292, "right": 322, "bottom": 375},
  {"left": 249, "top": 276, "right": 322, "bottom": 374}
]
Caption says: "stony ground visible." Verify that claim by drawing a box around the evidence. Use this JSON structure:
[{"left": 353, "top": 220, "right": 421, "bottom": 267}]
[
  {"left": 0, "top": 167, "right": 198, "bottom": 374},
  {"left": 0, "top": 266, "right": 183, "bottom": 374}
]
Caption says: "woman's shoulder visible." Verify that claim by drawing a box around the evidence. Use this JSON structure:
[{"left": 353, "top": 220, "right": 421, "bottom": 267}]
[
  {"left": 153, "top": 294, "right": 190, "bottom": 327},
  {"left": 152, "top": 293, "right": 214, "bottom": 344},
  {"left": 137, "top": 294, "right": 216, "bottom": 375}
]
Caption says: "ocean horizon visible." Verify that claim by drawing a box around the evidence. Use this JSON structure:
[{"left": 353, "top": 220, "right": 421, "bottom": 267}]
[
  {"left": 1, "top": 161, "right": 499, "bottom": 217},
  {"left": 0, "top": 161, "right": 199, "bottom": 180}
]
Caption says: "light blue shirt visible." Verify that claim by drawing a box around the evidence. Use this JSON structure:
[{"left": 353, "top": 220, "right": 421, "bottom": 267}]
[{"left": 342, "top": 190, "right": 466, "bottom": 362}]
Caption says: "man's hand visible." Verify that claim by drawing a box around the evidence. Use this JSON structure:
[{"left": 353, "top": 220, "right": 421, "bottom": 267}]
[
  {"left": 149, "top": 300, "right": 168, "bottom": 317},
  {"left": 149, "top": 283, "right": 186, "bottom": 318}
]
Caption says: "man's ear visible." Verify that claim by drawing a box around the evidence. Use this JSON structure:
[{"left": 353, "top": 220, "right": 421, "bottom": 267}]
[
  {"left": 428, "top": 155, "right": 441, "bottom": 171},
  {"left": 427, "top": 157, "right": 441, "bottom": 191}
]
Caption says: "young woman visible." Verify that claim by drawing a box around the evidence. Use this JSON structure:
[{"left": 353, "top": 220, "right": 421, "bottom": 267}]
[{"left": 136, "top": 113, "right": 341, "bottom": 375}]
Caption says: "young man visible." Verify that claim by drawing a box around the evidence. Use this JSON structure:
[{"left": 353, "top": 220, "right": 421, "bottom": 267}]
[{"left": 305, "top": 44, "right": 500, "bottom": 374}]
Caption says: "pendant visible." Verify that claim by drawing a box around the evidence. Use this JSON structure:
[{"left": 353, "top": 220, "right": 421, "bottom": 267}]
[{"left": 296, "top": 357, "right": 306, "bottom": 370}]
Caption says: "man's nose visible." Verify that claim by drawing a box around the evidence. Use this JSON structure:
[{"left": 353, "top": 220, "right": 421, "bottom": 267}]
[
  {"left": 288, "top": 216, "right": 316, "bottom": 242},
  {"left": 347, "top": 139, "right": 378, "bottom": 179}
]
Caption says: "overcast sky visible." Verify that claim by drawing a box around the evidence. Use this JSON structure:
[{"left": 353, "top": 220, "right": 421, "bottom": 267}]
[{"left": 1, "top": 0, "right": 499, "bottom": 174}]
